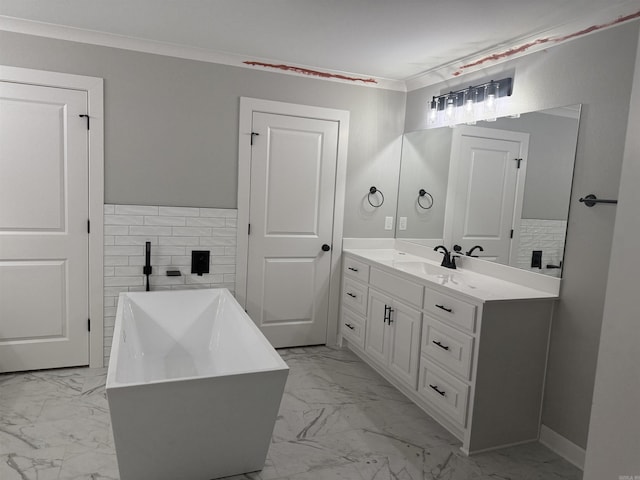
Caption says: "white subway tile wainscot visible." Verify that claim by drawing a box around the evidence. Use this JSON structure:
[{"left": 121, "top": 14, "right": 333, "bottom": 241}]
[{"left": 103, "top": 204, "right": 237, "bottom": 365}]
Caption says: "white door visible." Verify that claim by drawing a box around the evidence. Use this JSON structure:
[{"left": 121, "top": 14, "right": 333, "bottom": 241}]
[
  {"left": 445, "top": 127, "right": 529, "bottom": 264},
  {"left": 245, "top": 112, "right": 339, "bottom": 348},
  {"left": 0, "top": 81, "right": 89, "bottom": 373}
]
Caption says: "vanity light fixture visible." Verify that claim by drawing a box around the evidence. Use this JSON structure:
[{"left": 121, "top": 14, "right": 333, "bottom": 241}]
[{"left": 426, "top": 77, "right": 513, "bottom": 128}]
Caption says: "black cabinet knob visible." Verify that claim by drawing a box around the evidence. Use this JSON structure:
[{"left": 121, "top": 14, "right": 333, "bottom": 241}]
[{"left": 322, "top": 244, "right": 331, "bottom": 252}]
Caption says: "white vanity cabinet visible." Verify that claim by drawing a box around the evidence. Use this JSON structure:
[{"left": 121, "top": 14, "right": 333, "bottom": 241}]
[{"left": 339, "top": 250, "right": 555, "bottom": 455}]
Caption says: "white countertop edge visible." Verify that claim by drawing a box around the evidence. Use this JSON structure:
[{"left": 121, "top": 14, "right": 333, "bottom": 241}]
[
  {"left": 342, "top": 241, "right": 560, "bottom": 302},
  {"left": 395, "top": 240, "right": 561, "bottom": 295}
]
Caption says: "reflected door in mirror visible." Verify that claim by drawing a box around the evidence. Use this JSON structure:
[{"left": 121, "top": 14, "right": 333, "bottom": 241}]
[{"left": 444, "top": 126, "right": 530, "bottom": 264}]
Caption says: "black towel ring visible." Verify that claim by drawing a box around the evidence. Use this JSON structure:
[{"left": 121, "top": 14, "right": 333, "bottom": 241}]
[
  {"left": 417, "top": 189, "right": 434, "bottom": 210},
  {"left": 367, "top": 186, "right": 384, "bottom": 208}
]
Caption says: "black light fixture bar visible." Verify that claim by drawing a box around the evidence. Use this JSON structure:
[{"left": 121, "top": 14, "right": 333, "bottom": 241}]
[{"left": 430, "top": 77, "right": 513, "bottom": 111}]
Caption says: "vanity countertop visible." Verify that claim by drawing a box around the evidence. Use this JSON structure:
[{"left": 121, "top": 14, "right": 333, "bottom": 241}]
[{"left": 343, "top": 248, "right": 558, "bottom": 303}]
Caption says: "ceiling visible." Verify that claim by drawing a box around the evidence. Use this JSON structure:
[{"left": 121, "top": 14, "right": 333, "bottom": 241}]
[{"left": 1, "top": 0, "right": 639, "bottom": 87}]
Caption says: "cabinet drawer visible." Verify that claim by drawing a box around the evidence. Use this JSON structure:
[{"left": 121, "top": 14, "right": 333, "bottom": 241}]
[
  {"left": 423, "top": 288, "right": 476, "bottom": 333},
  {"left": 422, "top": 316, "right": 474, "bottom": 380},
  {"left": 418, "top": 359, "right": 469, "bottom": 427},
  {"left": 341, "top": 308, "right": 365, "bottom": 349},
  {"left": 342, "top": 278, "right": 368, "bottom": 315},
  {"left": 343, "top": 257, "right": 370, "bottom": 283},
  {"left": 370, "top": 268, "right": 424, "bottom": 307}
]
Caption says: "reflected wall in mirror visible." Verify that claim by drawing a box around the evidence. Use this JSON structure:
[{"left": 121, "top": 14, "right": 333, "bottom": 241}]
[{"left": 396, "top": 104, "right": 581, "bottom": 277}]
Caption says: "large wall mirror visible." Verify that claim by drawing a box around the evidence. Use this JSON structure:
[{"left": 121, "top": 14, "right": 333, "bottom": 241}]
[{"left": 396, "top": 104, "right": 581, "bottom": 277}]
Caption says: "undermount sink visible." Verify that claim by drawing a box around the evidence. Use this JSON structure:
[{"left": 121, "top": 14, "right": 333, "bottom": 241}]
[{"left": 392, "top": 260, "right": 453, "bottom": 277}]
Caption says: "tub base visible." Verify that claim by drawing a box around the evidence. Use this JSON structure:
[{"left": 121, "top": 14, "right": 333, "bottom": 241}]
[{"left": 107, "top": 369, "right": 287, "bottom": 480}]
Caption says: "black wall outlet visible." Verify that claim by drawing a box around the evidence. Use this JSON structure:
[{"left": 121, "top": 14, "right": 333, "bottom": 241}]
[
  {"left": 191, "top": 250, "right": 210, "bottom": 276},
  {"left": 531, "top": 250, "right": 542, "bottom": 269}
]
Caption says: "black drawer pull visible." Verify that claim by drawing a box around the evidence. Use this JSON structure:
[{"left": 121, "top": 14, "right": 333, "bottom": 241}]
[
  {"left": 429, "top": 384, "right": 446, "bottom": 396},
  {"left": 348, "top": 267, "right": 359, "bottom": 272},
  {"left": 346, "top": 292, "right": 357, "bottom": 298},
  {"left": 344, "top": 323, "right": 355, "bottom": 330},
  {"left": 433, "top": 340, "right": 450, "bottom": 351},
  {"left": 435, "top": 304, "right": 452, "bottom": 313}
]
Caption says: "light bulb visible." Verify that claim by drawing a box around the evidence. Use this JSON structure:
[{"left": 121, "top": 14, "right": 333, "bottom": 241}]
[
  {"left": 462, "top": 87, "right": 477, "bottom": 124},
  {"left": 428, "top": 97, "right": 438, "bottom": 126},
  {"left": 484, "top": 81, "right": 499, "bottom": 121},
  {"left": 445, "top": 94, "right": 457, "bottom": 125}
]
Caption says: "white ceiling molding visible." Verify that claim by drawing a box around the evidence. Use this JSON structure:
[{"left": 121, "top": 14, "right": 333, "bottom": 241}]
[
  {"left": 2, "top": 0, "right": 638, "bottom": 94},
  {"left": 0, "top": 15, "right": 407, "bottom": 92},
  {"left": 406, "top": 3, "right": 640, "bottom": 91}
]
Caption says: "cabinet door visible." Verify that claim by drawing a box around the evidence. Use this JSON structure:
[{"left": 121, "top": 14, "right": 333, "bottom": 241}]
[
  {"left": 364, "top": 289, "right": 391, "bottom": 366},
  {"left": 388, "top": 301, "right": 422, "bottom": 389}
]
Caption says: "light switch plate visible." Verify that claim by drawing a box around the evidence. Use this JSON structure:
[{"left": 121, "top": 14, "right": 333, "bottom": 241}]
[
  {"left": 384, "top": 216, "right": 393, "bottom": 230},
  {"left": 399, "top": 217, "right": 407, "bottom": 230}
]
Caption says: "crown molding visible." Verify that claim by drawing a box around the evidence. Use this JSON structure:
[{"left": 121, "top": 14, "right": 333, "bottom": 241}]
[
  {"left": 0, "top": 15, "right": 406, "bottom": 92},
  {"left": 406, "top": 3, "right": 640, "bottom": 91},
  {"left": 3, "top": 3, "right": 637, "bottom": 95}
]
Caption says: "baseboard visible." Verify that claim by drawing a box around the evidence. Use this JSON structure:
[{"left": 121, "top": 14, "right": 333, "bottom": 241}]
[
  {"left": 539, "top": 424, "right": 585, "bottom": 470},
  {"left": 464, "top": 437, "right": 538, "bottom": 456}
]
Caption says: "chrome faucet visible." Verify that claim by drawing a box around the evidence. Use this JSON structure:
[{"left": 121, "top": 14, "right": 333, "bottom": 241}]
[{"left": 434, "top": 245, "right": 458, "bottom": 269}]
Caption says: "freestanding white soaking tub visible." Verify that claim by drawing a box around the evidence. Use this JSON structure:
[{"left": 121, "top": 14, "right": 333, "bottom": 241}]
[{"left": 106, "top": 288, "right": 288, "bottom": 480}]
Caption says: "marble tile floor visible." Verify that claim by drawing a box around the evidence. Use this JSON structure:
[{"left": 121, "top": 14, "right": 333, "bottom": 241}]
[{"left": 0, "top": 346, "right": 582, "bottom": 480}]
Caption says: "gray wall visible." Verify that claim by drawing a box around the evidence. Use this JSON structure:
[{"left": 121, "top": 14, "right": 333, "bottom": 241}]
[
  {"left": 584, "top": 27, "right": 640, "bottom": 478},
  {"left": 406, "top": 22, "right": 639, "bottom": 449},
  {"left": 0, "top": 30, "right": 405, "bottom": 238}
]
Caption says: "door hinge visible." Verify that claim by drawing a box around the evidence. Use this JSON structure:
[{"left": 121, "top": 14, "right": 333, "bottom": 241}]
[
  {"left": 510, "top": 229, "right": 514, "bottom": 238},
  {"left": 250, "top": 132, "right": 260, "bottom": 145},
  {"left": 514, "top": 158, "right": 522, "bottom": 169},
  {"left": 87, "top": 318, "right": 91, "bottom": 332},
  {"left": 79, "top": 114, "right": 90, "bottom": 130},
  {"left": 87, "top": 219, "right": 90, "bottom": 234},
  {"left": 248, "top": 223, "right": 251, "bottom": 235}
]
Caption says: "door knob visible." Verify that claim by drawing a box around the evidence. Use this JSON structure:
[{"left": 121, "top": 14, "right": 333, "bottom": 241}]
[{"left": 321, "top": 244, "right": 331, "bottom": 252}]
